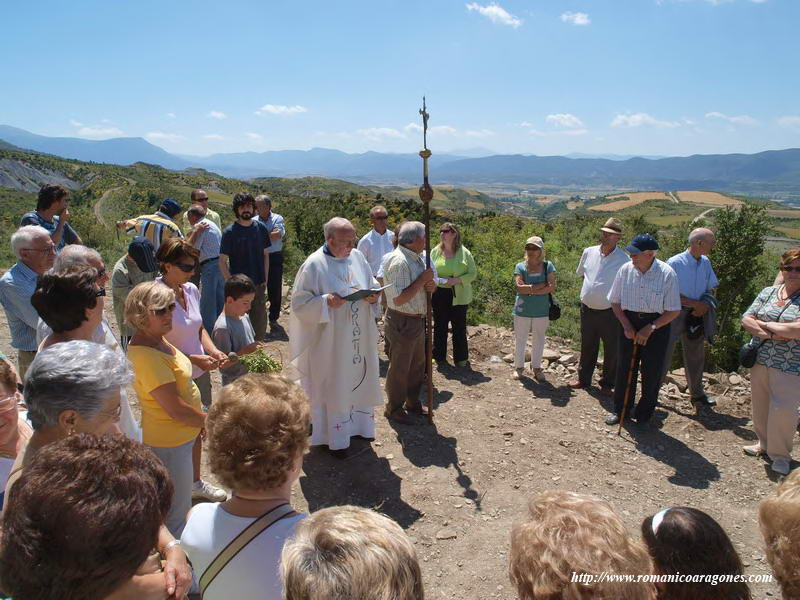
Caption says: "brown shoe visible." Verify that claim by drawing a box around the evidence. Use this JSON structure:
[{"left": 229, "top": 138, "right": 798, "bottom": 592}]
[
  {"left": 385, "top": 410, "right": 414, "bottom": 425},
  {"left": 568, "top": 380, "right": 587, "bottom": 389}
]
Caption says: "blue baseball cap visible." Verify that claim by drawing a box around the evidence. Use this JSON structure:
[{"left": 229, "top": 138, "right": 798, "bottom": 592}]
[
  {"left": 159, "top": 198, "right": 182, "bottom": 217},
  {"left": 625, "top": 233, "right": 660, "bottom": 255}
]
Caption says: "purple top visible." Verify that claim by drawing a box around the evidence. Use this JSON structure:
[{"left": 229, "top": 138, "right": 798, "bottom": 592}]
[{"left": 157, "top": 278, "right": 204, "bottom": 379}]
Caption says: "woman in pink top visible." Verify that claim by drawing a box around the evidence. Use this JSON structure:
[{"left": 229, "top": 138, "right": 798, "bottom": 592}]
[{"left": 156, "top": 238, "right": 229, "bottom": 503}]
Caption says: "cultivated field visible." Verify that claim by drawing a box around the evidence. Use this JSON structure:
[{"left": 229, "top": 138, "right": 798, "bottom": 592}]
[
  {"left": 676, "top": 190, "right": 742, "bottom": 206},
  {"left": 768, "top": 209, "right": 800, "bottom": 219},
  {"left": 588, "top": 191, "right": 671, "bottom": 211}
]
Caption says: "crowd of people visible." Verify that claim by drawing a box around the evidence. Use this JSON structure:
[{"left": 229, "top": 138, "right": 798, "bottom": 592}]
[{"left": 0, "top": 183, "right": 797, "bottom": 598}]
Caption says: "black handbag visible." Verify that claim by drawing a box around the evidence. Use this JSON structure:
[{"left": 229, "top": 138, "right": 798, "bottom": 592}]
[
  {"left": 739, "top": 287, "right": 796, "bottom": 368},
  {"left": 542, "top": 261, "right": 561, "bottom": 321}
]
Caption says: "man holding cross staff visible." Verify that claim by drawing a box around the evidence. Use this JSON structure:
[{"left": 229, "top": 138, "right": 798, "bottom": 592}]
[{"left": 604, "top": 234, "right": 681, "bottom": 429}]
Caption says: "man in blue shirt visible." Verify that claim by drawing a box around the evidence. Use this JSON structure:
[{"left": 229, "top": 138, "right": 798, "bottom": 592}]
[
  {"left": 0, "top": 225, "right": 56, "bottom": 376},
  {"left": 662, "top": 228, "right": 719, "bottom": 407},
  {"left": 255, "top": 195, "right": 286, "bottom": 328},
  {"left": 219, "top": 193, "right": 271, "bottom": 340},
  {"left": 19, "top": 184, "right": 82, "bottom": 252}
]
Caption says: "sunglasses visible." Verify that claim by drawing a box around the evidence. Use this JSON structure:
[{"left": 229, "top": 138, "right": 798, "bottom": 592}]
[
  {"left": 440, "top": 229, "right": 454, "bottom": 234},
  {"left": 153, "top": 303, "right": 177, "bottom": 316},
  {"left": 95, "top": 288, "right": 106, "bottom": 297},
  {"left": 174, "top": 262, "right": 197, "bottom": 273},
  {"left": 780, "top": 266, "right": 800, "bottom": 272}
]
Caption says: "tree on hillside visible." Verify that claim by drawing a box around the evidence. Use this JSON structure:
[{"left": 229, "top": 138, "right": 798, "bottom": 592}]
[{"left": 709, "top": 203, "right": 772, "bottom": 371}]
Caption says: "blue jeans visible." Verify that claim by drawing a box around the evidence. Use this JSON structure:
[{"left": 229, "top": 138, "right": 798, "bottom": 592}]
[{"left": 199, "top": 258, "right": 224, "bottom": 333}]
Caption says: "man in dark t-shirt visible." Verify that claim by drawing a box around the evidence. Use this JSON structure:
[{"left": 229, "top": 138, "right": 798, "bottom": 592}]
[
  {"left": 219, "top": 193, "right": 271, "bottom": 340},
  {"left": 20, "top": 184, "right": 82, "bottom": 252}
]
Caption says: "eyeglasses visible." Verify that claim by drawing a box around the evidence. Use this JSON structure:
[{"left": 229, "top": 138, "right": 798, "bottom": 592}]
[
  {"left": 95, "top": 288, "right": 106, "bottom": 297},
  {"left": 440, "top": 229, "right": 454, "bottom": 234},
  {"left": 780, "top": 266, "right": 800, "bottom": 272},
  {"left": 153, "top": 303, "right": 177, "bottom": 316},
  {"left": 99, "top": 404, "right": 122, "bottom": 420},
  {"left": 23, "top": 246, "right": 56, "bottom": 254},
  {"left": 174, "top": 262, "right": 197, "bottom": 273}
]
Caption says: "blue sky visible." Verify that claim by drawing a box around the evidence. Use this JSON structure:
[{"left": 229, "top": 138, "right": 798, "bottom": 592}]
[{"left": 2, "top": 0, "right": 798, "bottom": 157}]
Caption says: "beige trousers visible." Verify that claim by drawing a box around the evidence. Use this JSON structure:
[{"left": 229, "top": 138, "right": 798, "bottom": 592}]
[{"left": 750, "top": 363, "right": 800, "bottom": 461}]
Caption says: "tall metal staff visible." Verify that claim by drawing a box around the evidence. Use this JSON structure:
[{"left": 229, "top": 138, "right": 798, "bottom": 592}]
[{"left": 418, "top": 97, "right": 434, "bottom": 424}]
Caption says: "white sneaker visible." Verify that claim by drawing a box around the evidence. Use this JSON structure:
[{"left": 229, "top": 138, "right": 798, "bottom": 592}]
[
  {"left": 742, "top": 444, "right": 764, "bottom": 457},
  {"left": 772, "top": 457, "right": 791, "bottom": 476},
  {"left": 192, "top": 479, "right": 228, "bottom": 502},
  {"left": 512, "top": 368, "right": 523, "bottom": 380}
]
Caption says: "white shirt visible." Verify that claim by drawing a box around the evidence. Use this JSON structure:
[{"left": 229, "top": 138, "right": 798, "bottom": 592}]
[
  {"left": 357, "top": 228, "right": 395, "bottom": 276},
  {"left": 607, "top": 259, "right": 681, "bottom": 314},
  {"left": 576, "top": 245, "right": 630, "bottom": 310},
  {"left": 181, "top": 503, "right": 305, "bottom": 600}
]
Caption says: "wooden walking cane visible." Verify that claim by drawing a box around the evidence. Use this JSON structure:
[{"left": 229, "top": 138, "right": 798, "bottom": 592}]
[
  {"left": 419, "top": 97, "right": 434, "bottom": 425},
  {"left": 617, "top": 342, "right": 640, "bottom": 436}
]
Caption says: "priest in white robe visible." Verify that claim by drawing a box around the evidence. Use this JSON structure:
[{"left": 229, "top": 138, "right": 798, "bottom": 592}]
[{"left": 289, "top": 217, "right": 383, "bottom": 457}]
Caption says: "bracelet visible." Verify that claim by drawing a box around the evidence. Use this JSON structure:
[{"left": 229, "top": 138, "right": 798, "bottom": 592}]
[{"left": 163, "top": 539, "right": 182, "bottom": 553}]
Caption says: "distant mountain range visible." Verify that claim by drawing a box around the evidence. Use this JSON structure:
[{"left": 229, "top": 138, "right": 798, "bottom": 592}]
[{"left": 2, "top": 125, "right": 800, "bottom": 197}]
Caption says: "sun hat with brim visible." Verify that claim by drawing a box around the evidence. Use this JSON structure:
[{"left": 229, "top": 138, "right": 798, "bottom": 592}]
[
  {"left": 600, "top": 218, "right": 623, "bottom": 234},
  {"left": 625, "top": 233, "right": 659, "bottom": 255},
  {"left": 525, "top": 236, "right": 544, "bottom": 249},
  {"left": 128, "top": 237, "right": 158, "bottom": 273}
]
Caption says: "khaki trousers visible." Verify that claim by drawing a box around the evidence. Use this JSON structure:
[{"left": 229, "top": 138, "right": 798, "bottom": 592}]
[
  {"left": 750, "top": 363, "right": 800, "bottom": 462},
  {"left": 384, "top": 310, "right": 425, "bottom": 415}
]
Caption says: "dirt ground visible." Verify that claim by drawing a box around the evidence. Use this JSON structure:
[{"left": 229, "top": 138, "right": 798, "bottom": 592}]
[{"left": 0, "top": 291, "right": 785, "bottom": 599}]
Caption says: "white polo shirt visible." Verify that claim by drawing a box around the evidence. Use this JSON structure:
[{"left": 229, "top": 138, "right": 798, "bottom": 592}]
[
  {"left": 607, "top": 259, "right": 681, "bottom": 314},
  {"left": 576, "top": 245, "right": 630, "bottom": 310},
  {"left": 357, "top": 228, "right": 395, "bottom": 276}
]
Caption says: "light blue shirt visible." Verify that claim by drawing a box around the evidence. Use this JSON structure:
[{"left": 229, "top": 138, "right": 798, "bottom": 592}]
[
  {"left": 0, "top": 262, "right": 41, "bottom": 351},
  {"left": 256, "top": 211, "right": 285, "bottom": 253},
  {"left": 194, "top": 218, "right": 222, "bottom": 262},
  {"left": 667, "top": 249, "right": 719, "bottom": 303}
]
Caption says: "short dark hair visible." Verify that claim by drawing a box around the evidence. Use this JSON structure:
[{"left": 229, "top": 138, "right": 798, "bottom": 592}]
[
  {"left": 37, "top": 184, "right": 69, "bottom": 211},
  {"left": 31, "top": 265, "right": 99, "bottom": 333},
  {"left": 225, "top": 274, "right": 256, "bottom": 300},
  {"left": 0, "top": 434, "right": 171, "bottom": 600},
  {"left": 232, "top": 192, "right": 256, "bottom": 216},
  {"left": 155, "top": 237, "right": 200, "bottom": 268},
  {"left": 641, "top": 507, "right": 750, "bottom": 600}
]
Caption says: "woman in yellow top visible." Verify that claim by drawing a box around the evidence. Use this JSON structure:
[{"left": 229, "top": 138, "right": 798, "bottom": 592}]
[
  {"left": 430, "top": 222, "right": 477, "bottom": 367},
  {"left": 126, "top": 280, "right": 206, "bottom": 537}
]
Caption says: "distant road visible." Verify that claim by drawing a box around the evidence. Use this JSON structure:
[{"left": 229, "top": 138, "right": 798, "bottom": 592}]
[
  {"left": 93, "top": 178, "right": 136, "bottom": 226},
  {"left": 668, "top": 191, "right": 680, "bottom": 204}
]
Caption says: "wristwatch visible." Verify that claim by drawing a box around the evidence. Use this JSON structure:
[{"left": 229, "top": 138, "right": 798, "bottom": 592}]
[{"left": 650, "top": 323, "right": 657, "bottom": 331}]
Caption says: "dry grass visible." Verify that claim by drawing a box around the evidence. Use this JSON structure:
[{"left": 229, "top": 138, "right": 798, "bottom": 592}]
[
  {"left": 768, "top": 209, "right": 800, "bottom": 218},
  {"left": 589, "top": 191, "right": 670, "bottom": 211},
  {"left": 676, "top": 191, "right": 742, "bottom": 206},
  {"left": 774, "top": 226, "right": 800, "bottom": 240}
]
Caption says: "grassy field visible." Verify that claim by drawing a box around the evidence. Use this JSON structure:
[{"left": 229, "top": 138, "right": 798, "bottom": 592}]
[
  {"left": 767, "top": 209, "right": 800, "bottom": 218},
  {"left": 649, "top": 214, "right": 697, "bottom": 226},
  {"left": 774, "top": 226, "right": 800, "bottom": 239},
  {"left": 676, "top": 190, "right": 742, "bottom": 206},
  {"left": 589, "top": 191, "right": 671, "bottom": 211}
]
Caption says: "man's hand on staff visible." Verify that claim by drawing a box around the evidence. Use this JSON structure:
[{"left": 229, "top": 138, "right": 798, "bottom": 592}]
[
  {"left": 365, "top": 293, "right": 380, "bottom": 304},
  {"left": 326, "top": 293, "right": 346, "bottom": 308},
  {"left": 634, "top": 326, "right": 653, "bottom": 346},
  {"left": 623, "top": 325, "right": 636, "bottom": 340},
  {"left": 419, "top": 183, "right": 434, "bottom": 203}
]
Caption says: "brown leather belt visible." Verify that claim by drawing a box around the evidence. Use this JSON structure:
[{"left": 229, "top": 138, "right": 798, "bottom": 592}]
[{"left": 387, "top": 308, "right": 424, "bottom": 319}]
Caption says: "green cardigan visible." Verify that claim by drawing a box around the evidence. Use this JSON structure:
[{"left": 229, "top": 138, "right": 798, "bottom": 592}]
[{"left": 430, "top": 245, "right": 477, "bottom": 306}]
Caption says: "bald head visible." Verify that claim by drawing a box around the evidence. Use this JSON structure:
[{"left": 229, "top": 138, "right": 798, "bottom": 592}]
[
  {"left": 324, "top": 217, "right": 356, "bottom": 258},
  {"left": 688, "top": 228, "right": 716, "bottom": 256},
  {"left": 191, "top": 189, "right": 209, "bottom": 204}
]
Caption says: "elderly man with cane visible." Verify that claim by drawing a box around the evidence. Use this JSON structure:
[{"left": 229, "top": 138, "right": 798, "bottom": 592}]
[{"left": 604, "top": 234, "right": 681, "bottom": 427}]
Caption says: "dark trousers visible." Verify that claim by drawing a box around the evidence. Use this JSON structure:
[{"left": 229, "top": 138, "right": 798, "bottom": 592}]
[
  {"left": 266, "top": 252, "right": 284, "bottom": 321},
  {"left": 248, "top": 282, "right": 268, "bottom": 341},
  {"left": 384, "top": 310, "right": 425, "bottom": 414},
  {"left": 613, "top": 311, "right": 670, "bottom": 423},
  {"left": 432, "top": 287, "right": 468, "bottom": 363},
  {"left": 578, "top": 304, "right": 621, "bottom": 389}
]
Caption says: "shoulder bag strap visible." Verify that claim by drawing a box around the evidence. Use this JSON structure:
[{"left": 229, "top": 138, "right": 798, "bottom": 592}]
[
  {"left": 754, "top": 286, "right": 799, "bottom": 348},
  {"left": 198, "top": 503, "right": 297, "bottom": 597},
  {"left": 543, "top": 261, "right": 554, "bottom": 306}
]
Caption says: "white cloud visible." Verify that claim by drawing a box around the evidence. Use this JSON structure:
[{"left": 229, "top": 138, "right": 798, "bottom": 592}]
[
  {"left": 356, "top": 127, "right": 405, "bottom": 141},
  {"left": 519, "top": 121, "right": 534, "bottom": 128},
  {"left": 561, "top": 129, "right": 589, "bottom": 136},
  {"left": 465, "top": 3, "right": 522, "bottom": 28},
  {"left": 546, "top": 113, "right": 585, "bottom": 129},
  {"left": 166, "top": 112, "right": 176, "bottom": 119},
  {"left": 255, "top": 104, "right": 308, "bottom": 116},
  {"left": 69, "top": 119, "right": 84, "bottom": 127},
  {"left": 207, "top": 110, "right": 227, "bottom": 120},
  {"left": 145, "top": 131, "right": 184, "bottom": 143},
  {"left": 778, "top": 116, "right": 800, "bottom": 131},
  {"left": 432, "top": 125, "right": 458, "bottom": 135},
  {"left": 245, "top": 132, "right": 264, "bottom": 142},
  {"left": 610, "top": 112, "right": 681, "bottom": 128},
  {"left": 560, "top": 11, "right": 590, "bottom": 25},
  {"left": 404, "top": 123, "right": 423, "bottom": 134},
  {"left": 76, "top": 126, "right": 124, "bottom": 139},
  {"left": 705, "top": 111, "right": 757, "bottom": 126},
  {"left": 528, "top": 129, "right": 547, "bottom": 137},
  {"left": 465, "top": 129, "right": 495, "bottom": 138},
  {"left": 202, "top": 134, "right": 225, "bottom": 140}
]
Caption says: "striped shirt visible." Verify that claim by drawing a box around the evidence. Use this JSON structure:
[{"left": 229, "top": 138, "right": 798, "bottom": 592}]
[
  {"left": 607, "top": 259, "right": 681, "bottom": 314},
  {"left": 0, "top": 262, "right": 41, "bottom": 351},
  {"left": 125, "top": 211, "right": 183, "bottom": 249},
  {"left": 383, "top": 245, "right": 427, "bottom": 314}
]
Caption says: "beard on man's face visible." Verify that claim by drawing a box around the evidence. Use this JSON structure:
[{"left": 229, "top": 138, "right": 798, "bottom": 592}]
[{"left": 237, "top": 209, "right": 254, "bottom": 220}]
